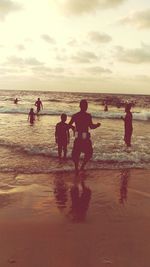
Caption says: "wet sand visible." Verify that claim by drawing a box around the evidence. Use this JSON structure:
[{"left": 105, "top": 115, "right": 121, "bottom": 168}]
[{"left": 0, "top": 169, "right": 150, "bottom": 267}]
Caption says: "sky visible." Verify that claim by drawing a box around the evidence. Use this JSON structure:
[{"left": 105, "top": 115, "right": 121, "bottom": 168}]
[{"left": 0, "top": 0, "right": 150, "bottom": 94}]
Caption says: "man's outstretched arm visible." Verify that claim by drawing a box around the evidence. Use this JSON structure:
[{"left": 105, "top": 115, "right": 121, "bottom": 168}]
[{"left": 89, "top": 115, "right": 101, "bottom": 129}]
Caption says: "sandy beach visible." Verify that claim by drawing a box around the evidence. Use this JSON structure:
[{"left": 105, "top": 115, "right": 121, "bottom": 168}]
[{"left": 0, "top": 169, "right": 150, "bottom": 267}]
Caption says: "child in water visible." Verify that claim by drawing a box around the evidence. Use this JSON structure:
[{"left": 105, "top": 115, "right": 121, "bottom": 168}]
[
  {"left": 121, "top": 103, "right": 133, "bottom": 147},
  {"left": 55, "top": 113, "right": 70, "bottom": 159},
  {"left": 28, "top": 108, "right": 35, "bottom": 125}
]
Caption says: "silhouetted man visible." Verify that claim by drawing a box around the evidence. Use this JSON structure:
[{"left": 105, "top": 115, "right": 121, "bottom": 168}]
[
  {"left": 35, "top": 98, "right": 43, "bottom": 113},
  {"left": 121, "top": 103, "right": 133, "bottom": 147},
  {"left": 69, "top": 99, "right": 101, "bottom": 175},
  {"left": 14, "top": 98, "right": 18, "bottom": 104}
]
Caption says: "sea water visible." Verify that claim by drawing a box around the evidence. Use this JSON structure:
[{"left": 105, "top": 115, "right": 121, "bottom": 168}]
[{"left": 0, "top": 89, "right": 150, "bottom": 173}]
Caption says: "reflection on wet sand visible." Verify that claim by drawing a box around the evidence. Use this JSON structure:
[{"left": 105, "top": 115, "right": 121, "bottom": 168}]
[
  {"left": 54, "top": 175, "right": 68, "bottom": 212},
  {"left": 68, "top": 176, "right": 92, "bottom": 222},
  {"left": 53, "top": 173, "right": 92, "bottom": 222},
  {"left": 119, "top": 169, "right": 130, "bottom": 204},
  {"left": 1, "top": 170, "right": 150, "bottom": 267},
  {"left": 0, "top": 194, "right": 17, "bottom": 209}
]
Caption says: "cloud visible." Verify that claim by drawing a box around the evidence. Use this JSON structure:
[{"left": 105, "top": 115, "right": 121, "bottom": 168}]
[
  {"left": 31, "top": 66, "right": 64, "bottom": 77},
  {"left": 0, "top": 0, "right": 22, "bottom": 20},
  {"left": 119, "top": 9, "right": 150, "bottom": 29},
  {"left": 115, "top": 44, "right": 150, "bottom": 64},
  {"left": 6, "top": 56, "right": 44, "bottom": 67},
  {"left": 41, "top": 34, "right": 56, "bottom": 44},
  {"left": 67, "top": 38, "right": 78, "bottom": 47},
  {"left": 88, "top": 31, "right": 112, "bottom": 43},
  {"left": 3, "top": 56, "right": 65, "bottom": 77},
  {"left": 85, "top": 66, "right": 112, "bottom": 75},
  {"left": 55, "top": 0, "right": 125, "bottom": 15},
  {"left": 71, "top": 50, "right": 98, "bottom": 63},
  {"left": 16, "top": 44, "right": 25, "bottom": 51}
]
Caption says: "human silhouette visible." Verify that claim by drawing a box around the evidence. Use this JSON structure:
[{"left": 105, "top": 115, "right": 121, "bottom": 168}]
[
  {"left": 14, "top": 98, "right": 18, "bottom": 104},
  {"left": 69, "top": 180, "right": 91, "bottom": 222},
  {"left": 103, "top": 100, "right": 108, "bottom": 111},
  {"left": 28, "top": 108, "right": 35, "bottom": 125},
  {"left": 119, "top": 169, "right": 130, "bottom": 204},
  {"left": 121, "top": 103, "right": 133, "bottom": 147},
  {"left": 104, "top": 103, "right": 108, "bottom": 112},
  {"left": 35, "top": 97, "right": 43, "bottom": 114},
  {"left": 69, "top": 99, "right": 101, "bottom": 174},
  {"left": 55, "top": 113, "right": 70, "bottom": 160}
]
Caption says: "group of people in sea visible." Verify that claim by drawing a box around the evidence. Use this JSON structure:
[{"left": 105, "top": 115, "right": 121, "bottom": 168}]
[
  {"left": 55, "top": 99, "right": 133, "bottom": 175},
  {"left": 55, "top": 99, "right": 133, "bottom": 174},
  {"left": 14, "top": 97, "right": 43, "bottom": 125},
  {"left": 15, "top": 97, "right": 133, "bottom": 175}
]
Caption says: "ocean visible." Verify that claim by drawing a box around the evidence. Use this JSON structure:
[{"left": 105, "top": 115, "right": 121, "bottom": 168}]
[{"left": 0, "top": 89, "right": 150, "bottom": 173}]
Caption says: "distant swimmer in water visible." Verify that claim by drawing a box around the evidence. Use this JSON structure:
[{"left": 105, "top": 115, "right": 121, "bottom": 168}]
[
  {"left": 104, "top": 103, "right": 108, "bottom": 112},
  {"left": 35, "top": 98, "right": 43, "bottom": 114},
  {"left": 69, "top": 99, "right": 101, "bottom": 175},
  {"left": 14, "top": 98, "right": 18, "bottom": 104},
  {"left": 55, "top": 113, "right": 70, "bottom": 160},
  {"left": 121, "top": 103, "right": 133, "bottom": 147},
  {"left": 104, "top": 101, "right": 108, "bottom": 111},
  {"left": 28, "top": 108, "right": 35, "bottom": 125}
]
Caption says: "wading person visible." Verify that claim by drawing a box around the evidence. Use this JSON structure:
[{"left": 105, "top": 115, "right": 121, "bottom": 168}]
[
  {"left": 69, "top": 99, "right": 101, "bottom": 175},
  {"left": 28, "top": 108, "right": 35, "bottom": 125},
  {"left": 55, "top": 113, "right": 70, "bottom": 160},
  {"left": 35, "top": 97, "right": 43, "bottom": 114},
  {"left": 121, "top": 103, "right": 133, "bottom": 147}
]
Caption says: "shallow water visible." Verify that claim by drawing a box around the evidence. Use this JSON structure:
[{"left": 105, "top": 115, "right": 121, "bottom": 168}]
[
  {"left": 0, "top": 90, "right": 150, "bottom": 172},
  {"left": 0, "top": 113, "right": 150, "bottom": 172}
]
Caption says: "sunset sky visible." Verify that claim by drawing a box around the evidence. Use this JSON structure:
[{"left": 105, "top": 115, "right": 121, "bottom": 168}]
[{"left": 0, "top": 0, "right": 150, "bottom": 94}]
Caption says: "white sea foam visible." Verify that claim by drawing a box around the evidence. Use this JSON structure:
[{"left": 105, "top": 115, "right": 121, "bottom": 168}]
[{"left": 0, "top": 107, "right": 150, "bottom": 121}]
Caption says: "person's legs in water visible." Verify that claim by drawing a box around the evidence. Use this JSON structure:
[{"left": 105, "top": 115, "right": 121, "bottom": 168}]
[
  {"left": 58, "top": 143, "right": 63, "bottom": 159},
  {"left": 80, "top": 139, "right": 93, "bottom": 171},
  {"left": 124, "top": 131, "right": 132, "bottom": 147},
  {"left": 63, "top": 145, "right": 67, "bottom": 160},
  {"left": 72, "top": 139, "right": 81, "bottom": 175}
]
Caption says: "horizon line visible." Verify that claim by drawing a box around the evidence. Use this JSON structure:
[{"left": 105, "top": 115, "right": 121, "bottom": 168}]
[{"left": 0, "top": 88, "right": 150, "bottom": 97}]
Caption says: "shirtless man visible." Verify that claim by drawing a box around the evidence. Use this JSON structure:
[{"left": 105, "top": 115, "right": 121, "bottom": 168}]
[
  {"left": 69, "top": 99, "right": 101, "bottom": 175},
  {"left": 35, "top": 98, "right": 43, "bottom": 113}
]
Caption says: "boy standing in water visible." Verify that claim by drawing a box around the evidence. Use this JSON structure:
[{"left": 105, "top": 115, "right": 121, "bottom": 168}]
[
  {"left": 28, "top": 108, "right": 35, "bottom": 125},
  {"left": 55, "top": 113, "right": 70, "bottom": 160},
  {"left": 121, "top": 103, "right": 133, "bottom": 147}
]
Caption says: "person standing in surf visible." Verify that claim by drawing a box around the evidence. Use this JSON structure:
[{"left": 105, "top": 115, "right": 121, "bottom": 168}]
[
  {"left": 121, "top": 103, "right": 133, "bottom": 147},
  {"left": 35, "top": 98, "right": 43, "bottom": 114},
  {"left": 69, "top": 99, "right": 101, "bottom": 175},
  {"left": 28, "top": 108, "right": 36, "bottom": 125},
  {"left": 55, "top": 113, "right": 70, "bottom": 160}
]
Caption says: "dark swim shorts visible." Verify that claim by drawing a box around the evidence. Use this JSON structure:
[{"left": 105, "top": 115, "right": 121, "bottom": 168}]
[{"left": 72, "top": 137, "right": 93, "bottom": 161}]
